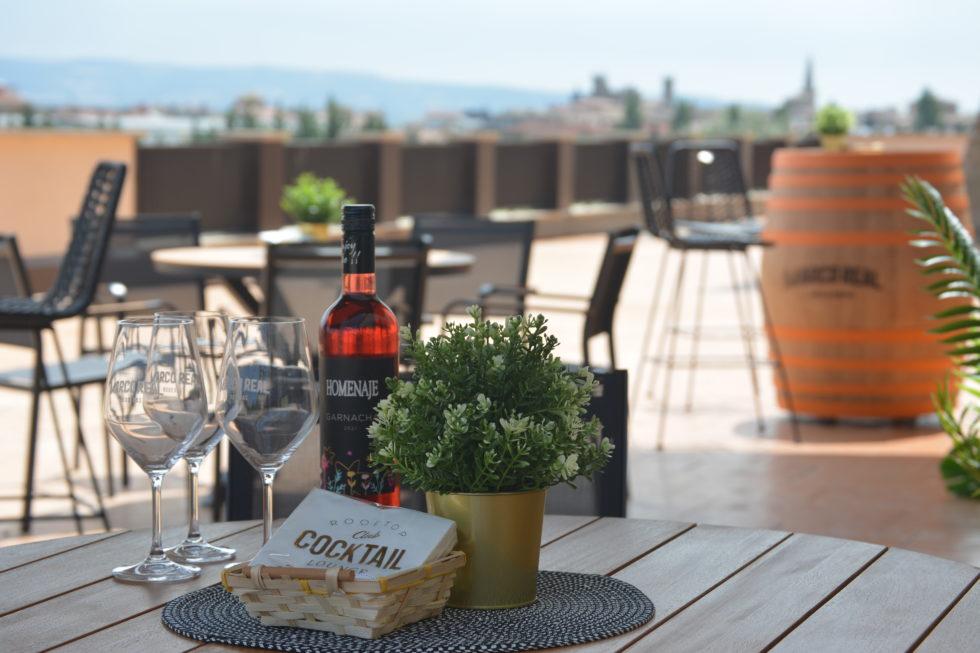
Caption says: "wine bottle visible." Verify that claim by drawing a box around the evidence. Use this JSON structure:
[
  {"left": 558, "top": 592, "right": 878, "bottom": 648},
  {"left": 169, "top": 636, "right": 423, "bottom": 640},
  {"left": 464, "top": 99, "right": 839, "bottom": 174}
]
[{"left": 319, "top": 204, "right": 400, "bottom": 505}]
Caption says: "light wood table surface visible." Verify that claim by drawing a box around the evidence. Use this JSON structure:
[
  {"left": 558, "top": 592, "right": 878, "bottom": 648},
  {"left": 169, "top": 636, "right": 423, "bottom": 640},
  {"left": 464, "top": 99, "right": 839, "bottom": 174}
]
[
  {"left": 0, "top": 517, "right": 976, "bottom": 652},
  {"left": 151, "top": 245, "right": 474, "bottom": 313}
]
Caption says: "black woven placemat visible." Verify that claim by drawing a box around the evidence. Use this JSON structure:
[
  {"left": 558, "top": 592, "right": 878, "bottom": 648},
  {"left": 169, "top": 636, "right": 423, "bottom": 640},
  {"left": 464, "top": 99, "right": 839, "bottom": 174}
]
[{"left": 162, "top": 571, "right": 654, "bottom": 653}]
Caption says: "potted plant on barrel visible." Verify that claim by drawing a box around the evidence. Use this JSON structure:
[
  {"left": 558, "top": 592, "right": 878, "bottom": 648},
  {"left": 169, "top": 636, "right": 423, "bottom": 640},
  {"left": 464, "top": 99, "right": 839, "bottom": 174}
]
[
  {"left": 814, "top": 103, "right": 854, "bottom": 151},
  {"left": 279, "top": 172, "right": 353, "bottom": 240},
  {"left": 369, "top": 307, "right": 613, "bottom": 609}
]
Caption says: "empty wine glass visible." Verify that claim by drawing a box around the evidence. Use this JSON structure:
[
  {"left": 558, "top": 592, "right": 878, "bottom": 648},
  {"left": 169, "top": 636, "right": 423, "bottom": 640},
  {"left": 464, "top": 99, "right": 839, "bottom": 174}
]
[
  {"left": 104, "top": 316, "right": 207, "bottom": 583},
  {"left": 218, "top": 317, "right": 317, "bottom": 543},
  {"left": 156, "top": 310, "right": 235, "bottom": 564}
]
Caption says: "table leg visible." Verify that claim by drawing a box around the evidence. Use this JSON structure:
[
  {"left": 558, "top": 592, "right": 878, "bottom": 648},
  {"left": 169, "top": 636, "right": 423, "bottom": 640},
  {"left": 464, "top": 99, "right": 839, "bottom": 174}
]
[{"left": 222, "top": 277, "right": 261, "bottom": 314}]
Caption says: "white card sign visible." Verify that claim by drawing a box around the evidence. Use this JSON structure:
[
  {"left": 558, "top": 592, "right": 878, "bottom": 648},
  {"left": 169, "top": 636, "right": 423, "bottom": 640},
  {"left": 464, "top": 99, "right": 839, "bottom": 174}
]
[{"left": 250, "top": 489, "right": 456, "bottom": 579}]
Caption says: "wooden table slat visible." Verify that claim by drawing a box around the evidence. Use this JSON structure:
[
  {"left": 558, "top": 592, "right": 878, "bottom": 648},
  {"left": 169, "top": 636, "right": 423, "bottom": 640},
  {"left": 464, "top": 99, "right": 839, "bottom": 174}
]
[
  {"left": 0, "top": 523, "right": 262, "bottom": 653},
  {"left": 629, "top": 534, "right": 885, "bottom": 653},
  {"left": 913, "top": 575, "right": 980, "bottom": 653},
  {"left": 0, "top": 520, "right": 253, "bottom": 616},
  {"left": 772, "top": 548, "right": 980, "bottom": 652},
  {"left": 0, "top": 530, "right": 127, "bottom": 573},
  {"left": 540, "top": 517, "right": 694, "bottom": 576},
  {"left": 567, "top": 524, "right": 791, "bottom": 652},
  {"left": 540, "top": 515, "right": 600, "bottom": 546}
]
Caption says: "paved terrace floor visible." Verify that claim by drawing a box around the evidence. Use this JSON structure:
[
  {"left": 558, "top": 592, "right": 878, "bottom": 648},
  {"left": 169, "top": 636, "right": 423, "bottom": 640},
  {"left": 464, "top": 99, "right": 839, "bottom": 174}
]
[{"left": 1, "top": 233, "right": 978, "bottom": 567}]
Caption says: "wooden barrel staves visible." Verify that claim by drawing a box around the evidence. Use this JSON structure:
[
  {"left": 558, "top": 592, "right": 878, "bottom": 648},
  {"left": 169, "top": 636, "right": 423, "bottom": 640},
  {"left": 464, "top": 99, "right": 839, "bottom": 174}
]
[{"left": 762, "top": 149, "right": 971, "bottom": 418}]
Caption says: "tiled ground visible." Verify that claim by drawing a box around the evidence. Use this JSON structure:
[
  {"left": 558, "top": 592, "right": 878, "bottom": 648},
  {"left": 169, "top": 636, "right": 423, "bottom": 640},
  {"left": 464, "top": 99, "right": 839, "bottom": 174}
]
[{"left": 2, "top": 233, "right": 978, "bottom": 566}]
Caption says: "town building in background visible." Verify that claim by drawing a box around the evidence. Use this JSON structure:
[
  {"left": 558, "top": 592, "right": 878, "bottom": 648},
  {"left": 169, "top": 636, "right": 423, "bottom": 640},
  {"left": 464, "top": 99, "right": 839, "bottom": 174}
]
[{"left": 0, "top": 60, "right": 976, "bottom": 143}]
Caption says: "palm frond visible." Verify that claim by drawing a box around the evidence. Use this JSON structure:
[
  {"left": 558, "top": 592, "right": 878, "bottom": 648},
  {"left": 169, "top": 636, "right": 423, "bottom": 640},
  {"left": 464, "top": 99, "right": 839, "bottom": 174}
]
[{"left": 905, "top": 176, "right": 980, "bottom": 499}]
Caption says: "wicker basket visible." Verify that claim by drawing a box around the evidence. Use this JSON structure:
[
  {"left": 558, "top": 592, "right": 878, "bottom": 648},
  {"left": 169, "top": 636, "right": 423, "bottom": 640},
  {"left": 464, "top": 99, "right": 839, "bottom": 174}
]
[{"left": 221, "top": 551, "right": 466, "bottom": 639}]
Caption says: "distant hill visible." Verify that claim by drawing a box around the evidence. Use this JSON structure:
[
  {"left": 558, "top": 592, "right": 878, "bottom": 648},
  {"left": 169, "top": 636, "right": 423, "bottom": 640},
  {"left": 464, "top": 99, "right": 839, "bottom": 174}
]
[{"left": 0, "top": 58, "right": 567, "bottom": 124}]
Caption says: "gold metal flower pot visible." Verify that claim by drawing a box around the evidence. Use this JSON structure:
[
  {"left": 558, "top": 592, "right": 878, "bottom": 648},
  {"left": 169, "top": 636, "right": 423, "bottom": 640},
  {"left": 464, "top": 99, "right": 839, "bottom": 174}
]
[
  {"left": 426, "top": 488, "right": 546, "bottom": 609},
  {"left": 297, "top": 222, "right": 341, "bottom": 241},
  {"left": 820, "top": 133, "right": 848, "bottom": 151}
]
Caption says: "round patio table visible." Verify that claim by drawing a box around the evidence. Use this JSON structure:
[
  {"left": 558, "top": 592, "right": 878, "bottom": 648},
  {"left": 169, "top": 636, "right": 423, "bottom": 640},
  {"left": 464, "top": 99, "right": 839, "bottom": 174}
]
[
  {"left": 0, "top": 516, "right": 975, "bottom": 651},
  {"left": 151, "top": 245, "right": 475, "bottom": 314}
]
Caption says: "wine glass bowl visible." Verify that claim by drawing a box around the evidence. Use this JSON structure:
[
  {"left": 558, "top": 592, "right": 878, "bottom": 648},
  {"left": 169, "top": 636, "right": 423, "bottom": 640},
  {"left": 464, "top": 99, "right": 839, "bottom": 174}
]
[{"left": 219, "top": 316, "right": 317, "bottom": 543}]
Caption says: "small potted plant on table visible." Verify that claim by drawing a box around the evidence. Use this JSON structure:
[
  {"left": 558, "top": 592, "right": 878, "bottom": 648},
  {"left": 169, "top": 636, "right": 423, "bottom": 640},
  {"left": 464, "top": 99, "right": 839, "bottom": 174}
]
[
  {"left": 370, "top": 307, "right": 613, "bottom": 609},
  {"left": 279, "top": 172, "right": 352, "bottom": 240},
  {"left": 815, "top": 103, "right": 854, "bottom": 151}
]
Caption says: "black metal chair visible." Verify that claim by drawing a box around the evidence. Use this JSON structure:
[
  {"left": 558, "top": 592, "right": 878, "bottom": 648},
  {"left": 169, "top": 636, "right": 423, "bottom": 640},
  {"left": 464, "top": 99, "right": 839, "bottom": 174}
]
[
  {"left": 545, "top": 368, "right": 628, "bottom": 517},
  {"left": 478, "top": 227, "right": 640, "bottom": 369},
  {"left": 263, "top": 239, "right": 430, "bottom": 336},
  {"left": 82, "top": 213, "right": 205, "bottom": 344},
  {"left": 0, "top": 161, "right": 125, "bottom": 532},
  {"left": 665, "top": 139, "right": 762, "bottom": 234},
  {"left": 411, "top": 215, "right": 535, "bottom": 320},
  {"left": 632, "top": 149, "right": 798, "bottom": 447}
]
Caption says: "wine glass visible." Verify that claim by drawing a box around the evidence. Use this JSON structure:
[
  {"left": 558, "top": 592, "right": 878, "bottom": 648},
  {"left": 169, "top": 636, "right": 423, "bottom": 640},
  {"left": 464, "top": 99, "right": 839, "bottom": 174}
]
[
  {"left": 104, "top": 316, "right": 207, "bottom": 583},
  {"left": 156, "top": 310, "right": 235, "bottom": 564},
  {"left": 218, "top": 317, "right": 317, "bottom": 543}
]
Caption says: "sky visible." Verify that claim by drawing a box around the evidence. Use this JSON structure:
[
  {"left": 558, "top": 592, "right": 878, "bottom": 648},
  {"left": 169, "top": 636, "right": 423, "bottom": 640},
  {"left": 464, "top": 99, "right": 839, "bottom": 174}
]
[{"left": 1, "top": 0, "right": 978, "bottom": 110}]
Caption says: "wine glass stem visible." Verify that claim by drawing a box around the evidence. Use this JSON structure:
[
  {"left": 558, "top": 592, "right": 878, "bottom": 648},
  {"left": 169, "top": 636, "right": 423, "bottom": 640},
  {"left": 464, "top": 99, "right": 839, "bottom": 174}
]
[
  {"left": 185, "top": 457, "right": 203, "bottom": 542},
  {"left": 149, "top": 471, "right": 166, "bottom": 560},
  {"left": 261, "top": 470, "right": 276, "bottom": 544}
]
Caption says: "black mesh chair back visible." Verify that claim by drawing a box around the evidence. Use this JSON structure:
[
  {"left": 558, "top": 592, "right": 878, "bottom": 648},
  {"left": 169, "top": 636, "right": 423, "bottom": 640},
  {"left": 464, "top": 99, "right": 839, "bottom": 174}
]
[
  {"left": 0, "top": 162, "right": 126, "bottom": 327},
  {"left": 633, "top": 148, "right": 677, "bottom": 242},
  {"left": 47, "top": 163, "right": 127, "bottom": 317},
  {"left": 583, "top": 227, "right": 640, "bottom": 361},
  {"left": 411, "top": 216, "right": 534, "bottom": 317},
  {"left": 0, "top": 235, "right": 34, "bottom": 347},
  {"left": 264, "top": 239, "right": 430, "bottom": 337},
  {"left": 93, "top": 213, "right": 204, "bottom": 310},
  {"left": 667, "top": 139, "right": 752, "bottom": 222}
]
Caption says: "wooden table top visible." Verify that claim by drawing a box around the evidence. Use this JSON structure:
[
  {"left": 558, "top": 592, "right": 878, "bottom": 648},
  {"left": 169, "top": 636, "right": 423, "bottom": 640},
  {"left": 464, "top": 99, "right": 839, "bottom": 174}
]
[
  {"left": 0, "top": 517, "right": 976, "bottom": 652},
  {"left": 151, "top": 245, "right": 475, "bottom": 278}
]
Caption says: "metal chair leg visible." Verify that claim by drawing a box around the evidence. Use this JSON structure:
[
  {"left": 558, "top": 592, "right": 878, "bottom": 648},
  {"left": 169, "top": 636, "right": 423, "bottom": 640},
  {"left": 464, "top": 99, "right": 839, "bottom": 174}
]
[
  {"left": 727, "top": 251, "right": 765, "bottom": 433},
  {"left": 741, "top": 250, "right": 801, "bottom": 442},
  {"left": 648, "top": 249, "right": 680, "bottom": 400},
  {"left": 212, "top": 439, "right": 225, "bottom": 522},
  {"left": 49, "top": 328, "right": 111, "bottom": 530},
  {"left": 684, "top": 252, "right": 710, "bottom": 412},
  {"left": 656, "top": 250, "right": 688, "bottom": 451},
  {"left": 21, "top": 336, "right": 43, "bottom": 534},
  {"left": 630, "top": 243, "right": 670, "bottom": 414},
  {"left": 607, "top": 333, "right": 617, "bottom": 370},
  {"left": 42, "top": 372, "right": 84, "bottom": 534}
]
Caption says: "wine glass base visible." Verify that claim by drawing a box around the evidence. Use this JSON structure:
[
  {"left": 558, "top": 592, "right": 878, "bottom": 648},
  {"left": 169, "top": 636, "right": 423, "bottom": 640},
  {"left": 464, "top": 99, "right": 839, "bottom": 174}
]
[
  {"left": 112, "top": 557, "right": 201, "bottom": 583},
  {"left": 167, "top": 541, "right": 236, "bottom": 564}
]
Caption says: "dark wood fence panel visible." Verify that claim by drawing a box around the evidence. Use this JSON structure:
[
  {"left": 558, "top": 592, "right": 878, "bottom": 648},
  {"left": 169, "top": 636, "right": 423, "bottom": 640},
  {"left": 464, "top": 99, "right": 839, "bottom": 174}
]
[
  {"left": 496, "top": 142, "right": 558, "bottom": 209},
  {"left": 284, "top": 143, "right": 378, "bottom": 206},
  {"left": 137, "top": 143, "right": 259, "bottom": 232},
  {"left": 574, "top": 141, "right": 630, "bottom": 203},
  {"left": 401, "top": 143, "right": 475, "bottom": 214},
  {"left": 135, "top": 137, "right": 786, "bottom": 231},
  {"left": 750, "top": 138, "right": 788, "bottom": 189}
]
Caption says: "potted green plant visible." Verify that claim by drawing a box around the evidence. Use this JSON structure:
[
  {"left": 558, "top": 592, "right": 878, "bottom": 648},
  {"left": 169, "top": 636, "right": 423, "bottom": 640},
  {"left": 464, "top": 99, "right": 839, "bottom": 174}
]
[
  {"left": 906, "top": 177, "right": 980, "bottom": 499},
  {"left": 814, "top": 103, "right": 854, "bottom": 151},
  {"left": 279, "top": 172, "right": 353, "bottom": 240},
  {"left": 369, "top": 307, "right": 613, "bottom": 609}
]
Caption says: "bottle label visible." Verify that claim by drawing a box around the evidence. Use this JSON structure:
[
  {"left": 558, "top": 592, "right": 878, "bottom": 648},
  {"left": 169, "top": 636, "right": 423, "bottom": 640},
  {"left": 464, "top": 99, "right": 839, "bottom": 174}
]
[
  {"left": 320, "top": 355, "right": 398, "bottom": 497},
  {"left": 342, "top": 230, "right": 374, "bottom": 275}
]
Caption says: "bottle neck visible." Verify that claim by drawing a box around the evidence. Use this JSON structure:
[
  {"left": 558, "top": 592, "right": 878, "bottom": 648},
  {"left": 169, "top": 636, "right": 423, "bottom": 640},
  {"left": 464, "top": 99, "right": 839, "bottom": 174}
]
[{"left": 342, "top": 228, "right": 376, "bottom": 296}]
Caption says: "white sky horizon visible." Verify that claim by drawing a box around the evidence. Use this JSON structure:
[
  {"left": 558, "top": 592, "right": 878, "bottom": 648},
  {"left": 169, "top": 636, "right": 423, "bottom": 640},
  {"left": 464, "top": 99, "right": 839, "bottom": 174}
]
[{"left": 2, "top": 0, "right": 979, "bottom": 112}]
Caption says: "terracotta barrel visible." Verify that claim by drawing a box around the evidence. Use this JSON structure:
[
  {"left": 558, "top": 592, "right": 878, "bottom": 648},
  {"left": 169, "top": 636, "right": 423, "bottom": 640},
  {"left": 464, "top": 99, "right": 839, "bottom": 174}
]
[{"left": 762, "top": 149, "right": 970, "bottom": 418}]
